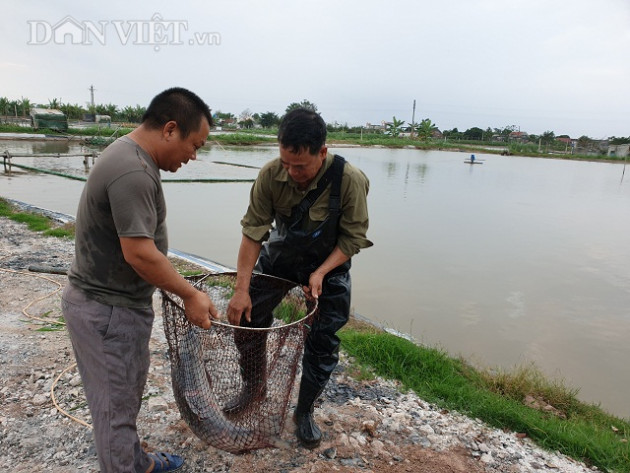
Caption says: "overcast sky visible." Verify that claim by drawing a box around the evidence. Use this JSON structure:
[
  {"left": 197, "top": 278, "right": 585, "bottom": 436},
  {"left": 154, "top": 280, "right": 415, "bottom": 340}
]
[{"left": 2, "top": 0, "right": 629, "bottom": 139}]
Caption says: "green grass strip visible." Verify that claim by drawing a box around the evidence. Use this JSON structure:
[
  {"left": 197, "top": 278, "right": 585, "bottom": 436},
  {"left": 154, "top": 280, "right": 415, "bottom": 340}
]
[
  {"left": 339, "top": 329, "right": 630, "bottom": 472},
  {"left": 0, "top": 198, "right": 74, "bottom": 238},
  {"left": 6, "top": 162, "right": 87, "bottom": 181},
  {"left": 212, "top": 133, "right": 276, "bottom": 146}
]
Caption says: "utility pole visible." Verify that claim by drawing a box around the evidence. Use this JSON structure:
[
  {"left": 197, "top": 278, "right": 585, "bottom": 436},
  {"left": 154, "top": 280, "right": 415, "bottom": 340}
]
[
  {"left": 411, "top": 99, "right": 416, "bottom": 137},
  {"left": 89, "top": 85, "right": 95, "bottom": 110},
  {"left": 411, "top": 99, "right": 416, "bottom": 127}
]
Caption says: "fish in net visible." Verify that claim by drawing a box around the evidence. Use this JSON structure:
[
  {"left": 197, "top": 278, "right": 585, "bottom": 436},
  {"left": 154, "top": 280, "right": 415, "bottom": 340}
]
[{"left": 161, "top": 272, "right": 316, "bottom": 453}]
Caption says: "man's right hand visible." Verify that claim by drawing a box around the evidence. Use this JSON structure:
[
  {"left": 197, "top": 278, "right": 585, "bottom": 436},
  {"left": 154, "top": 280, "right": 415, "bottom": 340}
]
[
  {"left": 183, "top": 290, "right": 218, "bottom": 329},
  {"left": 227, "top": 289, "right": 252, "bottom": 326}
]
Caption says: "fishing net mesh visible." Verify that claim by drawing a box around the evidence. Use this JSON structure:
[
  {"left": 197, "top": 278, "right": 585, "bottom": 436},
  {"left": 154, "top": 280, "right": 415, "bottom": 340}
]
[{"left": 160, "top": 272, "right": 315, "bottom": 453}]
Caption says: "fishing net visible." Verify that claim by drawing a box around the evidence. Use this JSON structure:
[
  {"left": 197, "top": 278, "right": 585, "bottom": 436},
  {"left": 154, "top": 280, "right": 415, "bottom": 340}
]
[{"left": 160, "top": 272, "right": 316, "bottom": 453}]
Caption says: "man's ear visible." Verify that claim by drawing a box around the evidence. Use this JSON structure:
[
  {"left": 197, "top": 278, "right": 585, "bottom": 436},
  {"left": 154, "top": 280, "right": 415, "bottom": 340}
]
[
  {"left": 319, "top": 146, "right": 328, "bottom": 159},
  {"left": 162, "top": 121, "right": 178, "bottom": 140}
]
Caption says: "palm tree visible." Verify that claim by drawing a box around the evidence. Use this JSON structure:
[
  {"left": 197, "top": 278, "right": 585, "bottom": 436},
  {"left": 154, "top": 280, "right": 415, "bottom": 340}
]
[
  {"left": 541, "top": 130, "right": 555, "bottom": 146},
  {"left": 120, "top": 105, "right": 146, "bottom": 123},
  {"left": 414, "top": 118, "right": 435, "bottom": 141},
  {"left": 7, "top": 99, "right": 20, "bottom": 117},
  {"left": 386, "top": 116, "right": 405, "bottom": 138},
  {"left": 0, "top": 97, "right": 9, "bottom": 117},
  {"left": 95, "top": 103, "right": 119, "bottom": 120},
  {"left": 20, "top": 97, "right": 31, "bottom": 117},
  {"left": 60, "top": 103, "right": 85, "bottom": 120}
]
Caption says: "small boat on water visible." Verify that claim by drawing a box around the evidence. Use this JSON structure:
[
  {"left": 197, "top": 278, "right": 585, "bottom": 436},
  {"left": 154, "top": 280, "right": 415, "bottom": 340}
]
[{"left": 465, "top": 154, "right": 483, "bottom": 164}]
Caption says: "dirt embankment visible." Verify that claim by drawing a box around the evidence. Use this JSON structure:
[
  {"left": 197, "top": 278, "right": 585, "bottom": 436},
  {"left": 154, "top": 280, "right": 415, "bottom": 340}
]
[{"left": 0, "top": 217, "right": 596, "bottom": 473}]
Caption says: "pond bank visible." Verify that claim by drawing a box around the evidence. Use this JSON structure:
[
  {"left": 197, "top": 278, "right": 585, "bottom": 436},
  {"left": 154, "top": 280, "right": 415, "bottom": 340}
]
[
  {"left": 1, "top": 129, "right": 625, "bottom": 164},
  {"left": 0, "top": 209, "right": 607, "bottom": 472}
]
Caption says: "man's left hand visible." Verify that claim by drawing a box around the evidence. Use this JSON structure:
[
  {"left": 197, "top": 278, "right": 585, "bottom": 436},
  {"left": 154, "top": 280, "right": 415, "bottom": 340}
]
[{"left": 303, "top": 271, "right": 325, "bottom": 301}]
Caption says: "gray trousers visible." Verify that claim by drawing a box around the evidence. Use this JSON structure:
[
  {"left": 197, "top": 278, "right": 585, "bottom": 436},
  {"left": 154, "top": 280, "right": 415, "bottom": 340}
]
[{"left": 62, "top": 283, "right": 153, "bottom": 473}]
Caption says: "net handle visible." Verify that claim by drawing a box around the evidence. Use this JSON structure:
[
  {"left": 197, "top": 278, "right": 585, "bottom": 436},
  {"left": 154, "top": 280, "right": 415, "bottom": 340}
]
[
  {"left": 212, "top": 297, "right": 317, "bottom": 330},
  {"left": 166, "top": 298, "right": 317, "bottom": 331},
  {"left": 164, "top": 271, "right": 319, "bottom": 331}
]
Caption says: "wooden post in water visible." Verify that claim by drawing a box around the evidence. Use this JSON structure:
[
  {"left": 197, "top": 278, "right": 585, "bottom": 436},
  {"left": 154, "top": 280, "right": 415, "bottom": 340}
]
[
  {"left": 2, "top": 151, "right": 11, "bottom": 174},
  {"left": 2, "top": 151, "right": 98, "bottom": 174}
]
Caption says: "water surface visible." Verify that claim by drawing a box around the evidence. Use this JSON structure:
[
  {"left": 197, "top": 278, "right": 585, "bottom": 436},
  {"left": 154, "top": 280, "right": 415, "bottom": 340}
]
[{"left": 2, "top": 139, "right": 629, "bottom": 418}]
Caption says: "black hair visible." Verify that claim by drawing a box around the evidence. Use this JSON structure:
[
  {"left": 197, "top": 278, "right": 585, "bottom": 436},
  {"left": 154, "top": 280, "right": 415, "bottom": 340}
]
[
  {"left": 277, "top": 108, "right": 327, "bottom": 155},
  {"left": 142, "top": 87, "right": 213, "bottom": 138}
]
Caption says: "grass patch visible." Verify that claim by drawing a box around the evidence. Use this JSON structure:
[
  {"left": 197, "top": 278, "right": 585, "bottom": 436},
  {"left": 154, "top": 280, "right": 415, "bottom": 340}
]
[
  {"left": 479, "top": 363, "right": 580, "bottom": 414},
  {"left": 44, "top": 224, "right": 75, "bottom": 239},
  {"left": 0, "top": 198, "right": 75, "bottom": 238},
  {"left": 212, "top": 133, "right": 276, "bottom": 146},
  {"left": 339, "top": 327, "right": 630, "bottom": 472},
  {"left": 273, "top": 300, "right": 306, "bottom": 324},
  {"left": 7, "top": 210, "right": 51, "bottom": 232},
  {"left": 36, "top": 322, "right": 66, "bottom": 332},
  {"left": 0, "top": 124, "right": 32, "bottom": 133},
  {"left": 0, "top": 198, "right": 15, "bottom": 216},
  {"left": 179, "top": 270, "right": 205, "bottom": 277},
  {"left": 0, "top": 123, "right": 134, "bottom": 138},
  {"left": 33, "top": 312, "right": 66, "bottom": 331}
]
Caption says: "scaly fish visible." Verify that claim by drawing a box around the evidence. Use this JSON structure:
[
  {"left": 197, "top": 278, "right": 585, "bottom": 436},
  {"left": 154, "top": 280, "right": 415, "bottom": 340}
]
[{"left": 171, "top": 325, "right": 259, "bottom": 454}]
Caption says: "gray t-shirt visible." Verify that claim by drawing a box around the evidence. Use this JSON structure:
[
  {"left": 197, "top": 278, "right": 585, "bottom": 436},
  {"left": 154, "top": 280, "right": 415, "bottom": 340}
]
[{"left": 68, "top": 136, "right": 167, "bottom": 307}]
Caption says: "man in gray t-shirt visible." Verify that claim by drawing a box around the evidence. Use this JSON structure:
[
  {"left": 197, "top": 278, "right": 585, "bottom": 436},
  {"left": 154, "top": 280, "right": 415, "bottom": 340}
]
[
  {"left": 63, "top": 88, "right": 215, "bottom": 473},
  {"left": 68, "top": 135, "right": 168, "bottom": 307}
]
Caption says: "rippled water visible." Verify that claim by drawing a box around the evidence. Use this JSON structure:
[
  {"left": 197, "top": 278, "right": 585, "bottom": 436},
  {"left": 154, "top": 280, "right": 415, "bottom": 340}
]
[{"left": 2, "top": 138, "right": 629, "bottom": 418}]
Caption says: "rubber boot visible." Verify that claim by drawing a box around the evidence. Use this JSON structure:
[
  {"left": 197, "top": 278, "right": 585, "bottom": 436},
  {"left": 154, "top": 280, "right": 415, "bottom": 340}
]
[
  {"left": 294, "top": 380, "right": 325, "bottom": 448},
  {"left": 223, "top": 333, "right": 267, "bottom": 416}
]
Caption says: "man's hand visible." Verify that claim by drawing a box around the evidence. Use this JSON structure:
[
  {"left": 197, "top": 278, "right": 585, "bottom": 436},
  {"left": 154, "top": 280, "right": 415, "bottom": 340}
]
[
  {"left": 183, "top": 290, "right": 218, "bottom": 329},
  {"left": 303, "top": 270, "right": 325, "bottom": 301},
  {"left": 227, "top": 289, "right": 252, "bottom": 326}
]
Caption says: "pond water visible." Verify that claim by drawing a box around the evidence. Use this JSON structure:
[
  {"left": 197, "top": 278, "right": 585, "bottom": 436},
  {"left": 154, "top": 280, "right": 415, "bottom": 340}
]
[{"left": 2, "top": 138, "right": 629, "bottom": 419}]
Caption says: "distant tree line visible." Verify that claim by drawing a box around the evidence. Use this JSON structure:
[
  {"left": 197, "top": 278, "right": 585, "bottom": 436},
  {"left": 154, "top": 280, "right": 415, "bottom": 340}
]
[
  {"left": 0, "top": 96, "right": 147, "bottom": 123},
  {"left": 213, "top": 99, "right": 318, "bottom": 129},
  {"left": 2, "top": 94, "right": 627, "bottom": 144}
]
